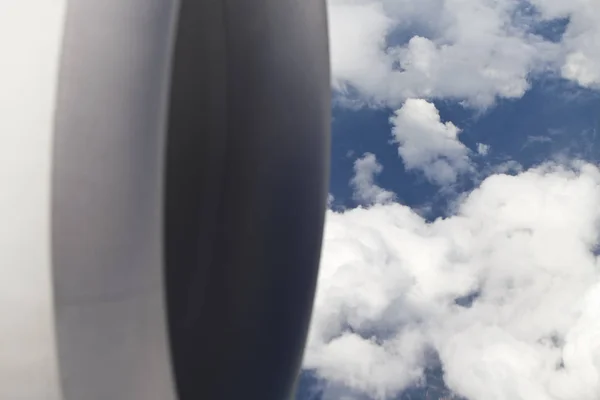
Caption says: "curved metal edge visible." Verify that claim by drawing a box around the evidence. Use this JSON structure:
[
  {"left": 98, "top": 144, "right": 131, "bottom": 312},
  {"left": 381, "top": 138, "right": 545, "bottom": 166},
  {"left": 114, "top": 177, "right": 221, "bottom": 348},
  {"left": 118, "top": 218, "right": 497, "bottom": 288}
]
[
  {"left": 164, "top": 0, "right": 331, "bottom": 399},
  {"left": 50, "top": 2, "right": 180, "bottom": 399}
]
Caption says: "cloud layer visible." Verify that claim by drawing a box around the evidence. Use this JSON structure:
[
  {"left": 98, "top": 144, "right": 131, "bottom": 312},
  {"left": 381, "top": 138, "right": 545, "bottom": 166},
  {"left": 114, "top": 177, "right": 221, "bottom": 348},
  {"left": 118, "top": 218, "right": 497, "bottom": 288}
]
[
  {"left": 305, "top": 162, "right": 600, "bottom": 400},
  {"left": 328, "top": 0, "right": 600, "bottom": 108}
]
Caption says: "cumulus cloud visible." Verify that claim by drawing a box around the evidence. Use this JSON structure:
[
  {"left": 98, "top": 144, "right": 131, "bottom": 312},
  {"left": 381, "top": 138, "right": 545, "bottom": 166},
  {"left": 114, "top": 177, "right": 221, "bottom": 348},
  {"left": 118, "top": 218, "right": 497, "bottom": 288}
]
[
  {"left": 530, "top": 0, "right": 600, "bottom": 88},
  {"left": 328, "top": 0, "right": 558, "bottom": 108},
  {"left": 305, "top": 162, "right": 600, "bottom": 400},
  {"left": 328, "top": 0, "right": 600, "bottom": 108},
  {"left": 351, "top": 153, "right": 396, "bottom": 205},
  {"left": 390, "top": 99, "right": 471, "bottom": 185}
]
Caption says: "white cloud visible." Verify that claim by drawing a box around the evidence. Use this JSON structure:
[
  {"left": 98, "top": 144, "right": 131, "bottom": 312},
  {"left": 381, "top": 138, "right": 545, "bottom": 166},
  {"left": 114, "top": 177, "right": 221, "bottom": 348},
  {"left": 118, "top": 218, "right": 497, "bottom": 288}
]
[
  {"left": 328, "top": 0, "right": 600, "bottom": 108},
  {"left": 328, "top": 0, "right": 395, "bottom": 102},
  {"left": 351, "top": 153, "right": 396, "bottom": 205},
  {"left": 328, "top": 0, "right": 561, "bottom": 108},
  {"left": 477, "top": 143, "right": 490, "bottom": 156},
  {"left": 530, "top": 0, "right": 600, "bottom": 88},
  {"left": 305, "top": 162, "right": 600, "bottom": 400},
  {"left": 390, "top": 99, "right": 471, "bottom": 185}
]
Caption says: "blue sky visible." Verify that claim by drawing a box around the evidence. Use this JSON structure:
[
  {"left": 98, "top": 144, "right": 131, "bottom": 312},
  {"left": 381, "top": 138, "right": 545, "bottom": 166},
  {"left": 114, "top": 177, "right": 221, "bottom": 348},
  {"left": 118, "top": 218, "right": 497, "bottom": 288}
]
[
  {"left": 297, "top": 1, "right": 600, "bottom": 399},
  {"left": 328, "top": 77, "right": 600, "bottom": 215}
]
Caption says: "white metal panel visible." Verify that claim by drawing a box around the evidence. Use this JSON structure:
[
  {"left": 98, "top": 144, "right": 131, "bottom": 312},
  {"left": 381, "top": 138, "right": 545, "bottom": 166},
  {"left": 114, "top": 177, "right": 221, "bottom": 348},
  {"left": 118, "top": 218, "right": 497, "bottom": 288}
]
[{"left": 0, "top": 2, "right": 66, "bottom": 399}]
